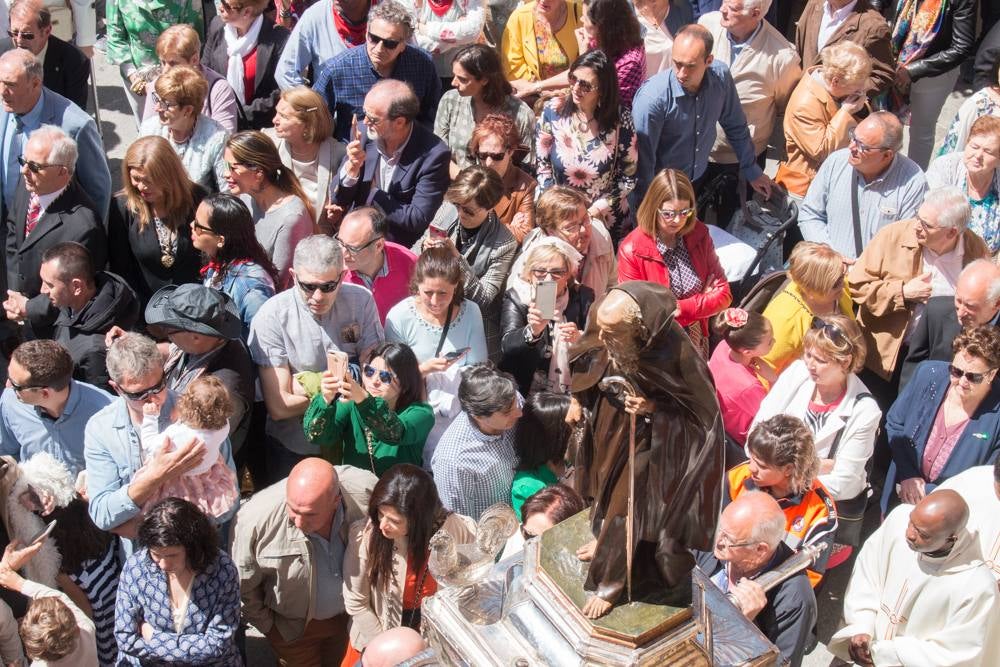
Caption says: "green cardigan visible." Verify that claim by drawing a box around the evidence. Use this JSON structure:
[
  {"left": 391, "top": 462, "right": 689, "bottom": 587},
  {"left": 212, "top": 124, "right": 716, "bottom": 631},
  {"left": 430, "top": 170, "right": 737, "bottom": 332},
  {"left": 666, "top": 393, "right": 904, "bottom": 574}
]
[
  {"left": 510, "top": 465, "right": 558, "bottom": 519},
  {"left": 303, "top": 394, "right": 435, "bottom": 476}
]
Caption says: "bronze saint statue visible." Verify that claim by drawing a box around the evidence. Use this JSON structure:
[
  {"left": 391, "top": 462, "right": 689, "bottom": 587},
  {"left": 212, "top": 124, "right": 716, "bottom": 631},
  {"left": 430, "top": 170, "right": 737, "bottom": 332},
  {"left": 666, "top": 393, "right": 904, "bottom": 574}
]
[{"left": 569, "top": 281, "right": 725, "bottom": 618}]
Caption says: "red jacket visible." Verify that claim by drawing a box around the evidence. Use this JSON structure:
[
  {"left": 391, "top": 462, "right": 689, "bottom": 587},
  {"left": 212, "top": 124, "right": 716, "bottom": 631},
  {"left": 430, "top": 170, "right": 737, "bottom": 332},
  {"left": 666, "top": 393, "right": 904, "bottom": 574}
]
[{"left": 617, "top": 221, "right": 732, "bottom": 334}]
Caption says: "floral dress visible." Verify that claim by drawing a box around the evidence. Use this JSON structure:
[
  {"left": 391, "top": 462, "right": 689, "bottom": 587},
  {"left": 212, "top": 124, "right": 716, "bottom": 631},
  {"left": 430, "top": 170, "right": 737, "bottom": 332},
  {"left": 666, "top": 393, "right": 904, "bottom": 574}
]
[
  {"left": 937, "top": 88, "right": 1000, "bottom": 156},
  {"left": 105, "top": 0, "right": 204, "bottom": 69},
  {"left": 536, "top": 99, "right": 638, "bottom": 241}
]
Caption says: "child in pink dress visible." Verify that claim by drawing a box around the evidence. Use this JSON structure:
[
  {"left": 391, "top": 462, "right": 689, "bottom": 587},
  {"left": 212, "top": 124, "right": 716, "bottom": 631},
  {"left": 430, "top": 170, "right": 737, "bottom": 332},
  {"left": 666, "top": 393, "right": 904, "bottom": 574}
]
[{"left": 141, "top": 376, "right": 239, "bottom": 518}]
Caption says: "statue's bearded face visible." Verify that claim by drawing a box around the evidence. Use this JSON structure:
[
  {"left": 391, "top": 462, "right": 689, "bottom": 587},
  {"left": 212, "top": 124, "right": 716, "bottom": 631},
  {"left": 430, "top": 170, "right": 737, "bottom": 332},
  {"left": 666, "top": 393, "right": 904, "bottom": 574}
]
[{"left": 596, "top": 295, "right": 644, "bottom": 375}]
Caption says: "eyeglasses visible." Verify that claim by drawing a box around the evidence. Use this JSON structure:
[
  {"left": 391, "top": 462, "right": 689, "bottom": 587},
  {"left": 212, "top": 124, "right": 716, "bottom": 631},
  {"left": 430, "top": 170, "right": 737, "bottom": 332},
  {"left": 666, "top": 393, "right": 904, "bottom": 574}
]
[
  {"left": 811, "top": 317, "right": 848, "bottom": 346},
  {"left": 474, "top": 150, "right": 507, "bottom": 163},
  {"left": 336, "top": 235, "right": 382, "bottom": 255},
  {"left": 367, "top": 32, "right": 401, "bottom": 50},
  {"left": 916, "top": 214, "right": 942, "bottom": 232},
  {"left": 362, "top": 111, "right": 383, "bottom": 126},
  {"left": 17, "top": 156, "right": 61, "bottom": 174},
  {"left": 531, "top": 267, "right": 569, "bottom": 279},
  {"left": 191, "top": 220, "right": 217, "bottom": 235},
  {"left": 297, "top": 276, "right": 343, "bottom": 294},
  {"left": 457, "top": 204, "right": 480, "bottom": 217},
  {"left": 217, "top": 0, "right": 236, "bottom": 11},
  {"left": 568, "top": 74, "right": 595, "bottom": 94},
  {"left": 716, "top": 535, "right": 756, "bottom": 551},
  {"left": 848, "top": 128, "right": 888, "bottom": 153},
  {"left": 9, "top": 379, "right": 45, "bottom": 395},
  {"left": 363, "top": 364, "right": 395, "bottom": 384},
  {"left": 558, "top": 220, "right": 589, "bottom": 236},
  {"left": 948, "top": 364, "right": 994, "bottom": 385},
  {"left": 117, "top": 376, "right": 167, "bottom": 402},
  {"left": 151, "top": 92, "right": 179, "bottom": 110},
  {"left": 7, "top": 29, "right": 35, "bottom": 41},
  {"left": 657, "top": 207, "right": 693, "bottom": 221},
  {"left": 520, "top": 524, "right": 540, "bottom": 541}
]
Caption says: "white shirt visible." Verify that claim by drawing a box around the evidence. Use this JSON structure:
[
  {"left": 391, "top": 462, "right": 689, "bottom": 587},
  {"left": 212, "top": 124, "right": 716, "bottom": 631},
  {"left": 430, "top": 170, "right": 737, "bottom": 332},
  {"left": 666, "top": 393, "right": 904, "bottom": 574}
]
[
  {"left": 34, "top": 183, "right": 68, "bottom": 215},
  {"left": 817, "top": 0, "right": 858, "bottom": 51},
  {"left": 906, "top": 234, "right": 965, "bottom": 340}
]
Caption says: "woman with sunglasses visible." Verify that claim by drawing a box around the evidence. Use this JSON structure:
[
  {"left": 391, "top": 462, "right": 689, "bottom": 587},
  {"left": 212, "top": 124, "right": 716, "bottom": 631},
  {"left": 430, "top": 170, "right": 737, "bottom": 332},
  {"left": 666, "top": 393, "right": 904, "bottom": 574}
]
[
  {"left": 192, "top": 194, "right": 277, "bottom": 340},
  {"left": 500, "top": 239, "right": 593, "bottom": 395},
  {"left": 618, "top": 168, "right": 729, "bottom": 357},
  {"left": 303, "top": 343, "right": 433, "bottom": 475},
  {"left": 222, "top": 131, "right": 315, "bottom": 289},
  {"left": 435, "top": 45, "right": 535, "bottom": 177},
  {"left": 883, "top": 325, "right": 1000, "bottom": 513},
  {"left": 536, "top": 49, "right": 638, "bottom": 243},
  {"left": 422, "top": 166, "right": 517, "bottom": 361},
  {"left": 109, "top": 136, "right": 207, "bottom": 316},
  {"left": 341, "top": 464, "right": 474, "bottom": 663},
  {"left": 761, "top": 241, "right": 855, "bottom": 376},
  {"left": 751, "top": 314, "right": 880, "bottom": 556},
  {"left": 466, "top": 114, "right": 537, "bottom": 242}
]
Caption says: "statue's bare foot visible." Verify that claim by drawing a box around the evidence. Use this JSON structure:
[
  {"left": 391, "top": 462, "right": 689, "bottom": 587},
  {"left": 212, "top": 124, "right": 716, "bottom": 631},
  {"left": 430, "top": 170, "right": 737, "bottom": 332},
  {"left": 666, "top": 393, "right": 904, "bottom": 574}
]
[
  {"left": 581, "top": 595, "right": 613, "bottom": 619},
  {"left": 576, "top": 539, "right": 597, "bottom": 561}
]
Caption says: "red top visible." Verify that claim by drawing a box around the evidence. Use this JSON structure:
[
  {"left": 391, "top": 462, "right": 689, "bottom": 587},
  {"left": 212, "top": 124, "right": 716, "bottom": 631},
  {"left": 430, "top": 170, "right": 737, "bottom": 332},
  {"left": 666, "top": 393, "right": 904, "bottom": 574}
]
[
  {"left": 241, "top": 48, "right": 258, "bottom": 105},
  {"left": 402, "top": 553, "right": 438, "bottom": 609}
]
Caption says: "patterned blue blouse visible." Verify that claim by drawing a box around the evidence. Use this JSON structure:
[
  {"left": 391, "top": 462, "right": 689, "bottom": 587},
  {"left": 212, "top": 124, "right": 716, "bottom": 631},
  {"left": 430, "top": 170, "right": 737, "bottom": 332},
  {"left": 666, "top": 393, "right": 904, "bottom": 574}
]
[{"left": 114, "top": 548, "right": 241, "bottom": 666}]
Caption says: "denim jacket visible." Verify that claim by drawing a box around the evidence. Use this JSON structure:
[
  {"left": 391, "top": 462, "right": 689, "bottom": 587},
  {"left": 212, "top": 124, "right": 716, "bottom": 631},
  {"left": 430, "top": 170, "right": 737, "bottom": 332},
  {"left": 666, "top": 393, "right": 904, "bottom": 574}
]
[{"left": 204, "top": 262, "right": 276, "bottom": 341}]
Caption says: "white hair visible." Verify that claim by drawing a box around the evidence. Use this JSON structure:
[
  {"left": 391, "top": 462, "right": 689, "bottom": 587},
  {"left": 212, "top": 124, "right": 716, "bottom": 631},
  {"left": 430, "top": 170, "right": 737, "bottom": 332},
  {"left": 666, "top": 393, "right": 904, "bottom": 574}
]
[
  {"left": 293, "top": 234, "right": 344, "bottom": 275},
  {"left": 743, "top": 0, "right": 773, "bottom": 15},
  {"left": 742, "top": 491, "right": 787, "bottom": 548},
  {"left": 924, "top": 185, "right": 971, "bottom": 231},
  {"left": 106, "top": 333, "right": 164, "bottom": 384},
  {"left": 29, "top": 125, "right": 78, "bottom": 174}
]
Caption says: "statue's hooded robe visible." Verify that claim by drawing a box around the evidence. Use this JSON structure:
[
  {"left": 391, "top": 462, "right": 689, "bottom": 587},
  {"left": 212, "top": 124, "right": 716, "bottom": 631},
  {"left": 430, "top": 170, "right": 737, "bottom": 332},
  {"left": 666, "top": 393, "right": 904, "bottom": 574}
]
[{"left": 570, "top": 281, "right": 725, "bottom": 605}]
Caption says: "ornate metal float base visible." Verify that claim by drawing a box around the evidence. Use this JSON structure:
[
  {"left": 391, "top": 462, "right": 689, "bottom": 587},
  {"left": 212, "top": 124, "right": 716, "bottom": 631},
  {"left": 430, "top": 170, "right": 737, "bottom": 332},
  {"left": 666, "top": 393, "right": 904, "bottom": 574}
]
[{"left": 422, "top": 512, "right": 780, "bottom": 666}]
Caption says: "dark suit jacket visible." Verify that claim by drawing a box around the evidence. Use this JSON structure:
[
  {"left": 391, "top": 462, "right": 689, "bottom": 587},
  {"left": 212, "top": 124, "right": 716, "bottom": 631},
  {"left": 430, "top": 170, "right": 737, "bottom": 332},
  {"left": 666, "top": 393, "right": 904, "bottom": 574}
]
[
  {"left": 202, "top": 16, "right": 290, "bottom": 130},
  {"left": 883, "top": 360, "right": 1000, "bottom": 512},
  {"left": 0, "top": 36, "right": 89, "bottom": 109},
  {"left": 332, "top": 123, "right": 451, "bottom": 248},
  {"left": 899, "top": 296, "right": 961, "bottom": 389}
]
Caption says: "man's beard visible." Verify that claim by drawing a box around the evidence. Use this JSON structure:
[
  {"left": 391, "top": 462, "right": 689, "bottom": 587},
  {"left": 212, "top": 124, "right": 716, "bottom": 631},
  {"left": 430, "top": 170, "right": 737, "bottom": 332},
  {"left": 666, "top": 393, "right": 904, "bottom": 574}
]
[{"left": 606, "top": 337, "right": 640, "bottom": 376}]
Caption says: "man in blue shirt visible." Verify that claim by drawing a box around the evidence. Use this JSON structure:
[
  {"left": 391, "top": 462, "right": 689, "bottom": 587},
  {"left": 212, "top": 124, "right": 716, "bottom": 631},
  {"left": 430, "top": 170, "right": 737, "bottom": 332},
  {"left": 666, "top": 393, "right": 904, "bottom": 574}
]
[
  {"left": 312, "top": 0, "right": 440, "bottom": 142},
  {"left": 0, "top": 339, "right": 112, "bottom": 475},
  {"left": 631, "top": 24, "right": 773, "bottom": 209}
]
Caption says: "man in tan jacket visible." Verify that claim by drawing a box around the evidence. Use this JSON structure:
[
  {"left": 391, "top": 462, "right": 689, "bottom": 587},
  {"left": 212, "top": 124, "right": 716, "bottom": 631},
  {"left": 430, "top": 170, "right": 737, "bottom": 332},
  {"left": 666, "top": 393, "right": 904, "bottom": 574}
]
[
  {"left": 848, "top": 185, "right": 991, "bottom": 400},
  {"left": 229, "top": 459, "right": 376, "bottom": 666}
]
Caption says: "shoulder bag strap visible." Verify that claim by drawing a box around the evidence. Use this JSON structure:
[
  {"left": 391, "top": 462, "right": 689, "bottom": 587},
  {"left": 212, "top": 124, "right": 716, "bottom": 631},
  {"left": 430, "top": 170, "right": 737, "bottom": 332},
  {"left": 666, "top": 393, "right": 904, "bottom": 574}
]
[
  {"left": 827, "top": 391, "right": 875, "bottom": 460},
  {"left": 434, "top": 304, "right": 455, "bottom": 358},
  {"left": 851, "top": 171, "right": 863, "bottom": 258}
]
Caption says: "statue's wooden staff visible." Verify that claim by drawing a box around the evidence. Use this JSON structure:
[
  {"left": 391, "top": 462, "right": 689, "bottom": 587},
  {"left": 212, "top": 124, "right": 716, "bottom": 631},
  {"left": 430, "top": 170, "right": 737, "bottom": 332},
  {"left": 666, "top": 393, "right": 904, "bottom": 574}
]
[{"left": 598, "top": 375, "right": 638, "bottom": 602}]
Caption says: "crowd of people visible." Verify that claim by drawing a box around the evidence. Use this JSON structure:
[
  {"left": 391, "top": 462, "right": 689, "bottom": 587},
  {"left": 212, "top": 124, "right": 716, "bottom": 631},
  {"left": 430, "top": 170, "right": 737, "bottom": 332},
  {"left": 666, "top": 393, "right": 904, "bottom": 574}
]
[{"left": 0, "top": 0, "right": 997, "bottom": 664}]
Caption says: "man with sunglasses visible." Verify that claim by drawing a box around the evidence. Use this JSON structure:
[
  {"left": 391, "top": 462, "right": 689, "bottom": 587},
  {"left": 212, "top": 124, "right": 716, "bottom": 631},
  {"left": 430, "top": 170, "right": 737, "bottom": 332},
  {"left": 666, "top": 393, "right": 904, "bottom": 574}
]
[
  {"left": 331, "top": 78, "right": 450, "bottom": 248},
  {"left": 0, "top": 0, "right": 90, "bottom": 109},
  {"left": 84, "top": 333, "right": 238, "bottom": 546},
  {"left": 799, "top": 111, "right": 926, "bottom": 260},
  {"left": 0, "top": 49, "right": 110, "bottom": 221},
  {"left": 312, "top": 0, "right": 440, "bottom": 142},
  {"left": 339, "top": 207, "right": 416, "bottom": 323},
  {"left": 695, "top": 491, "right": 816, "bottom": 667},
  {"left": 249, "top": 235, "right": 383, "bottom": 483}
]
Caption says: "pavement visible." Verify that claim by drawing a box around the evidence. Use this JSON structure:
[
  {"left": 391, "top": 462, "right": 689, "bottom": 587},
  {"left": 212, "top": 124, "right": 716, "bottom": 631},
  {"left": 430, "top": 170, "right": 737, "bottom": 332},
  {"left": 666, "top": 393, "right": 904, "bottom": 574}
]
[{"left": 87, "top": 49, "right": 972, "bottom": 666}]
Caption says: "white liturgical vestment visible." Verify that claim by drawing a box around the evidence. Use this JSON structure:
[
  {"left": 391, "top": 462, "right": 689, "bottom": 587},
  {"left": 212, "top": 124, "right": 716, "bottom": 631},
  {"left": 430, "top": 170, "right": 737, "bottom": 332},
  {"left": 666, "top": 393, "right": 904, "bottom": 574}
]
[{"left": 829, "top": 503, "right": 999, "bottom": 666}]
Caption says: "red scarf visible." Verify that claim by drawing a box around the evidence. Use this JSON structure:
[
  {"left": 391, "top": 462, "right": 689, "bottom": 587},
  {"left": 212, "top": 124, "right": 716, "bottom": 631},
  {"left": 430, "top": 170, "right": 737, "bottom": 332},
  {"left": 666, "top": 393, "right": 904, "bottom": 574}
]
[
  {"left": 426, "top": 0, "right": 454, "bottom": 17},
  {"left": 200, "top": 258, "right": 250, "bottom": 278},
  {"left": 333, "top": 5, "right": 369, "bottom": 47}
]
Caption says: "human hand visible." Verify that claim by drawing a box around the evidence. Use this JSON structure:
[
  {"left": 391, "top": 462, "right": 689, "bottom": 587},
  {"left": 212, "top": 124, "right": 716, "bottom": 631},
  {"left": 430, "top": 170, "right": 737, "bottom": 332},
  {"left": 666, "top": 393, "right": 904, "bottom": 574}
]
[
  {"left": 841, "top": 93, "right": 867, "bottom": 115},
  {"left": 150, "top": 435, "right": 206, "bottom": 483},
  {"left": 1, "top": 541, "right": 43, "bottom": 573},
  {"left": 848, "top": 633, "right": 874, "bottom": 666},
  {"left": 422, "top": 236, "right": 460, "bottom": 258},
  {"left": 623, "top": 394, "right": 653, "bottom": 416},
  {"left": 339, "top": 372, "right": 368, "bottom": 405},
  {"left": 557, "top": 321, "right": 582, "bottom": 345},
  {"left": 141, "top": 621, "right": 154, "bottom": 641},
  {"left": 345, "top": 115, "right": 365, "bottom": 179},
  {"left": 511, "top": 79, "right": 539, "bottom": 100},
  {"left": 324, "top": 202, "right": 345, "bottom": 225},
  {"left": 3, "top": 290, "right": 27, "bottom": 323},
  {"left": 419, "top": 357, "right": 453, "bottom": 375},
  {"left": 894, "top": 66, "right": 911, "bottom": 91},
  {"left": 105, "top": 325, "right": 127, "bottom": 348},
  {"left": 730, "top": 579, "right": 767, "bottom": 620},
  {"left": 749, "top": 174, "right": 774, "bottom": 199},
  {"left": 902, "top": 272, "right": 932, "bottom": 302},
  {"left": 142, "top": 401, "right": 160, "bottom": 417},
  {"left": 510, "top": 212, "right": 532, "bottom": 238},
  {"left": 319, "top": 370, "right": 344, "bottom": 405},
  {"left": 899, "top": 477, "right": 926, "bottom": 505},
  {"left": 128, "top": 72, "right": 147, "bottom": 95},
  {"left": 526, "top": 303, "right": 548, "bottom": 338}
]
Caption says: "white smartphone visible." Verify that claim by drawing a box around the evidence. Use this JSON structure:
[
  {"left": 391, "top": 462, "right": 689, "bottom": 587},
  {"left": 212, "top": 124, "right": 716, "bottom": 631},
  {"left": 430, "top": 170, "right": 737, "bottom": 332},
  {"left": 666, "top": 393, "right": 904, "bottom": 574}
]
[
  {"left": 326, "top": 350, "right": 349, "bottom": 379},
  {"left": 535, "top": 280, "right": 558, "bottom": 320},
  {"left": 28, "top": 520, "right": 57, "bottom": 546}
]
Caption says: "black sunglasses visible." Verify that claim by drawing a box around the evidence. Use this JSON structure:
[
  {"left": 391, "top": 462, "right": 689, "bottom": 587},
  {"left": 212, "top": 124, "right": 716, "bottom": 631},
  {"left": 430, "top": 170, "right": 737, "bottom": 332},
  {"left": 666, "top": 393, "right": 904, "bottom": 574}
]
[
  {"left": 117, "top": 376, "right": 167, "bottom": 402},
  {"left": 17, "top": 156, "right": 61, "bottom": 174},
  {"left": 9, "top": 379, "right": 45, "bottom": 394},
  {"left": 7, "top": 29, "right": 35, "bottom": 40},
  {"left": 336, "top": 235, "right": 382, "bottom": 255},
  {"left": 811, "top": 317, "right": 848, "bottom": 346},
  {"left": 367, "top": 32, "right": 401, "bottom": 50},
  {"left": 948, "top": 364, "right": 994, "bottom": 385},
  {"left": 475, "top": 151, "right": 507, "bottom": 163},
  {"left": 191, "top": 220, "right": 216, "bottom": 235},
  {"left": 568, "top": 74, "right": 595, "bottom": 94},
  {"left": 298, "top": 276, "right": 343, "bottom": 294},
  {"left": 363, "top": 365, "right": 395, "bottom": 384}
]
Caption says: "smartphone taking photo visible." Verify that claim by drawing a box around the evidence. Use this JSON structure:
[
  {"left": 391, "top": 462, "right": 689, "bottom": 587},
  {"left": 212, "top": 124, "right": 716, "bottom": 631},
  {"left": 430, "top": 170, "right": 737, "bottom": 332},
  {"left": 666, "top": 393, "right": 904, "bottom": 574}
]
[{"left": 535, "top": 280, "right": 558, "bottom": 320}]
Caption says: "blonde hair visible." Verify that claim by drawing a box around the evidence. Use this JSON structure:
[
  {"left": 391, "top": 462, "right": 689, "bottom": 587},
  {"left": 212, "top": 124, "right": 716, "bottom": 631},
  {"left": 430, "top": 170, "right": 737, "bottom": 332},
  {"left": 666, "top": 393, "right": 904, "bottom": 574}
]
[
  {"left": 120, "top": 136, "right": 195, "bottom": 232},
  {"left": 177, "top": 376, "right": 233, "bottom": 430},
  {"left": 279, "top": 87, "right": 334, "bottom": 144},
  {"left": 156, "top": 25, "right": 201, "bottom": 64},
  {"left": 636, "top": 169, "right": 698, "bottom": 237},
  {"left": 820, "top": 41, "right": 872, "bottom": 89},
  {"left": 154, "top": 65, "right": 208, "bottom": 113},
  {"left": 520, "top": 243, "right": 575, "bottom": 282},
  {"left": 788, "top": 242, "right": 846, "bottom": 296},
  {"left": 803, "top": 313, "right": 866, "bottom": 374},
  {"left": 19, "top": 597, "right": 79, "bottom": 662}
]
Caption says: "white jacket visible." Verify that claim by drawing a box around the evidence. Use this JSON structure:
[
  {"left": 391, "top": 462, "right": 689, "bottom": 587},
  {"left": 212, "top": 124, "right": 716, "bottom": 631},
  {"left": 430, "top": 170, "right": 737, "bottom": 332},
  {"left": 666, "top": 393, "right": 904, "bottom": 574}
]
[{"left": 751, "top": 360, "right": 882, "bottom": 500}]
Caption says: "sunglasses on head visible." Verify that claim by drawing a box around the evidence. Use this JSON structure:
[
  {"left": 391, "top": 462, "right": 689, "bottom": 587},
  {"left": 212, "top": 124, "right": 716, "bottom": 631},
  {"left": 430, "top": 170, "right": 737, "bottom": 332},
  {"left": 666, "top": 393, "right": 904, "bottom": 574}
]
[
  {"left": 948, "top": 364, "right": 994, "bottom": 385},
  {"left": 17, "top": 156, "right": 61, "bottom": 174},
  {"left": 367, "top": 32, "right": 401, "bottom": 50},
  {"left": 811, "top": 317, "right": 848, "bottom": 346},
  {"left": 363, "top": 365, "right": 395, "bottom": 384},
  {"left": 117, "top": 376, "right": 166, "bottom": 402},
  {"left": 297, "top": 276, "right": 342, "bottom": 294}
]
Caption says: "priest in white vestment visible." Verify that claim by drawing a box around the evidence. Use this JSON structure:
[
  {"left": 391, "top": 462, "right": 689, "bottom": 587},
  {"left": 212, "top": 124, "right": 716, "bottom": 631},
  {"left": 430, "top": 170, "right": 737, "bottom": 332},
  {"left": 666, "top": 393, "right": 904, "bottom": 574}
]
[{"left": 829, "top": 489, "right": 998, "bottom": 666}]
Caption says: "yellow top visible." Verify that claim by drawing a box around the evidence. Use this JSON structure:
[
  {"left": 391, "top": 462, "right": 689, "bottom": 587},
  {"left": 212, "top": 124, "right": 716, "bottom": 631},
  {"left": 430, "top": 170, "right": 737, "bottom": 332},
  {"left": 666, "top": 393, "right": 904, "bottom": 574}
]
[
  {"left": 501, "top": 0, "right": 583, "bottom": 82},
  {"left": 761, "top": 281, "right": 856, "bottom": 375}
]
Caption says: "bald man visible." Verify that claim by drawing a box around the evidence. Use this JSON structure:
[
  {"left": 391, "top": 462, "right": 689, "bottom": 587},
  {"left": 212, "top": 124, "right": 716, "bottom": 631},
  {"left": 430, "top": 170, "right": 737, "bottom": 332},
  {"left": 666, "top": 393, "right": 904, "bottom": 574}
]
[
  {"left": 830, "top": 490, "right": 999, "bottom": 666},
  {"left": 362, "top": 627, "right": 431, "bottom": 667},
  {"left": 696, "top": 491, "right": 816, "bottom": 666},
  {"left": 330, "top": 78, "right": 450, "bottom": 248},
  {"left": 229, "top": 459, "right": 376, "bottom": 666},
  {"left": 901, "top": 259, "right": 1000, "bottom": 388}
]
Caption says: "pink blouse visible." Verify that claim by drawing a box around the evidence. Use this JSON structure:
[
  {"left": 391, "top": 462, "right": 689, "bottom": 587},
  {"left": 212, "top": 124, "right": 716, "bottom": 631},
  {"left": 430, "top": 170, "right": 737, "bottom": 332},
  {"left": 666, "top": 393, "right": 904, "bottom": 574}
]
[
  {"left": 922, "top": 404, "right": 971, "bottom": 481},
  {"left": 615, "top": 45, "right": 647, "bottom": 109},
  {"left": 709, "top": 340, "right": 768, "bottom": 445}
]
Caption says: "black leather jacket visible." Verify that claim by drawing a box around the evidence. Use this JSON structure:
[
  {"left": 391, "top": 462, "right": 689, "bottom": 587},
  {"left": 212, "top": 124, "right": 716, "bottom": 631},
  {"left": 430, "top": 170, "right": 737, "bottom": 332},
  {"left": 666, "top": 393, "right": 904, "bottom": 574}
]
[{"left": 892, "top": 0, "right": 976, "bottom": 82}]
